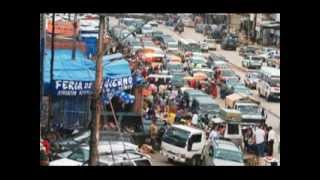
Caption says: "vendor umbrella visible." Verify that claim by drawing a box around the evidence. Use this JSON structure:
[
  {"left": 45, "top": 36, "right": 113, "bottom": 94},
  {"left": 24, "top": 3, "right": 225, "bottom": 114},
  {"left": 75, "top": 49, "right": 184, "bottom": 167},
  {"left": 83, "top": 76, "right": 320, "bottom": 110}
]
[{"left": 193, "top": 72, "right": 208, "bottom": 80}]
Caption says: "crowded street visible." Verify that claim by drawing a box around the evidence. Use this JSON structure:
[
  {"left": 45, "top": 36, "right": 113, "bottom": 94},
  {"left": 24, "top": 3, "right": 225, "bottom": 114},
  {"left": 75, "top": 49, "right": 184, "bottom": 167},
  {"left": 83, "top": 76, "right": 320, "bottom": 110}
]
[{"left": 40, "top": 13, "right": 280, "bottom": 166}]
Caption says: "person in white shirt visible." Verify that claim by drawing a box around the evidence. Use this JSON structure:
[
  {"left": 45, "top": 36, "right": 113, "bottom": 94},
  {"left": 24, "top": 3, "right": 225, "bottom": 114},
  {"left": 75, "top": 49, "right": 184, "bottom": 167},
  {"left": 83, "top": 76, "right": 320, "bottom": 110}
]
[
  {"left": 209, "top": 125, "right": 220, "bottom": 143},
  {"left": 267, "top": 126, "right": 276, "bottom": 157},
  {"left": 254, "top": 125, "right": 266, "bottom": 157},
  {"left": 191, "top": 112, "right": 199, "bottom": 126}
]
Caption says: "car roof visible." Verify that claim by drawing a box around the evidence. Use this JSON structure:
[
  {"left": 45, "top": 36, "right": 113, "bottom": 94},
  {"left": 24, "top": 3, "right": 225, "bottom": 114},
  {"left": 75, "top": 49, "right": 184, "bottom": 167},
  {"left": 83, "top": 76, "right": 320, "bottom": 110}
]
[
  {"left": 80, "top": 141, "right": 138, "bottom": 154},
  {"left": 193, "top": 96, "right": 218, "bottom": 105},
  {"left": 214, "top": 61, "right": 227, "bottom": 65},
  {"left": 172, "top": 124, "right": 204, "bottom": 134},
  {"left": 192, "top": 68, "right": 214, "bottom": 72},
  {"left": 184, "top": 89, "right": 207, "bottom": 95},
  {"left": 214, "top": 140, "right": 241, "bottom": 152},
  {"left": 99, "top": 152, "right": 149, "bottom": 165}
]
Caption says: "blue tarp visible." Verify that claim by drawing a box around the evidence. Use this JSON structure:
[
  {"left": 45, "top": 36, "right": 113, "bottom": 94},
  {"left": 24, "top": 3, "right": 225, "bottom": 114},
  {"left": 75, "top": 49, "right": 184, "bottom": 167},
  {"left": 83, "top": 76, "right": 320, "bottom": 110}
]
[
  {"left": 44, "top": 49, "right": 131, "bottom": 95},
  {"left": 81, "top": 36, "right": 97, "bottom": 57}
]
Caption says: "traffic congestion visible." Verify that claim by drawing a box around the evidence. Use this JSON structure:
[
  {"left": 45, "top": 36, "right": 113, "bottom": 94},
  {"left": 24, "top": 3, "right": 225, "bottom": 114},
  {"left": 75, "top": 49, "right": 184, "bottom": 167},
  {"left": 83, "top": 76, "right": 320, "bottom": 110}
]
[{"left": 40, "top": 13, "right": 280, "bottom": 166}]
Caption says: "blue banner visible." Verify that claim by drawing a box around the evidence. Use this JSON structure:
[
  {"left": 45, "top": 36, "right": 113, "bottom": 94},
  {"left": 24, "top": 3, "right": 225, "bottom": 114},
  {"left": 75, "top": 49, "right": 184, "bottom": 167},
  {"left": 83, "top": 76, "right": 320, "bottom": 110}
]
[
  {"left": 51, "top": 76, "right": 133, "bottom": 96},
  {"left": 52, "top": 80, "right": 94, "bottom": 96}
]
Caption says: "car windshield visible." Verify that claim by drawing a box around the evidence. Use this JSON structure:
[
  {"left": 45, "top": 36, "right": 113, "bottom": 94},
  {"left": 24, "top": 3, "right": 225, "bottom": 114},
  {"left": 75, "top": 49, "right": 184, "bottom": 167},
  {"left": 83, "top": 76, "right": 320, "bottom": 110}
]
[
  {"left": 134, "top": 159, "right": 152, "bottom": 166},
  {"left": 238, "top": 105, "right": 259, "bottom": 115},
  {"left": 131, "top": 41, "right": 141, "bottom": 46},
  {"left": 162, "top": 127, "right": 190, "bottom": 148},
  {"left": 233, "top": 86, "right": 251, "bottom": 94},
  {"left": 143, "top": 26, "right": 152, "bottom": 30},
  {"left": 248, "top": 72, "right": 260, "bottom": 79},
  {"left": 144, "top": 41, "right": 154, "bottom": 46},
  {"left": 222, "top": 70, "right": 236, "bottom": 77},
  {"left": 168, "top": 63, "right": 182, "bottom": 70},
  {"left": 200, "top": 104, "right": 220, "bottom": 113},
  {"left": 252, "top": 57, "right": 263, "bottom": 61},
  {"left": 226, "top": 79, "right": 239, "bottom": 87},
  {"left": 214, "top": 149, "right": 243, "bottom": 163},
  {"left": 68, "top": 148, "right": 89, "bottom": 162},
  {"left": 270, "top": 78, "right": 280, "bottom": 87},
  {"left": 168, "top": 44, "right": 178, "bottom": 48}
]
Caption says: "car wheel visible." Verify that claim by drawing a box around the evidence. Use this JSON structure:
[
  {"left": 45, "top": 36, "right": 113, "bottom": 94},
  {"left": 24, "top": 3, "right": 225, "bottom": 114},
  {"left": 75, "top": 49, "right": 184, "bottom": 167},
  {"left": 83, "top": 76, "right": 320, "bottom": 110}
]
[{"left": 168, "top": 158, "right": 174, "bottom": 163}]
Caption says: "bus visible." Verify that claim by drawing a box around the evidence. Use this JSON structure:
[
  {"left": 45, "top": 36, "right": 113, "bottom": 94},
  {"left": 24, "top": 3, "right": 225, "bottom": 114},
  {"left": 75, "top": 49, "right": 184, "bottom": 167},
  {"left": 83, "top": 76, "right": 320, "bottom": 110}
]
[
  {"left": 178, "top": 38, "right": 201, "bottom": 53},
  {"left": 256, "top": 67, "right": 280, "bottom": 101}
]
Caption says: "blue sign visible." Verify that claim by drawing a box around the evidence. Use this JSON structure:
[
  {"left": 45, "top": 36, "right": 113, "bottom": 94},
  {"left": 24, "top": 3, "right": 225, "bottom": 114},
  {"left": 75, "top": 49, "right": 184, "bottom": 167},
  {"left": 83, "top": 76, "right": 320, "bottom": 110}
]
[
  {"left": 102, "top": 76, "right": 133, "bottom": 104},
  {"left": 52, "top": 76, "right": 133, "bottom": 97}
]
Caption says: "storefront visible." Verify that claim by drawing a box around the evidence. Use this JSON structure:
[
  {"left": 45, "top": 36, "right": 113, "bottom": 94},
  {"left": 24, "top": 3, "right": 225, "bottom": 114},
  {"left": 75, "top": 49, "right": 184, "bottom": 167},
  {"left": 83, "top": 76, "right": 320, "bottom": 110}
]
[{"left": 43, "top": 49, "right": 135, "bottom": 130}]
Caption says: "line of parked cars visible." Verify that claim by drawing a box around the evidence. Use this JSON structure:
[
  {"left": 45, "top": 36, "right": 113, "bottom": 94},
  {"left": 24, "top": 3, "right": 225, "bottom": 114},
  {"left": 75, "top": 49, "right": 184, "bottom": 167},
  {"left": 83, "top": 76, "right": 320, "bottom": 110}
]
[{"left": 239, "top": 46, "right": 280, "bottom": 69}]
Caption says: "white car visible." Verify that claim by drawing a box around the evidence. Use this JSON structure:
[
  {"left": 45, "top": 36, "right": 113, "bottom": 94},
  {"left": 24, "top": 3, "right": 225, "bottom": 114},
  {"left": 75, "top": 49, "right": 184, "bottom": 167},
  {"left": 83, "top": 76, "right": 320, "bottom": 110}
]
[
  {"left": 200, "top": 42, "right": 209, "bottom": 52},
  {"left": 204, "top": 39, "right": 217, "bottom": 51},
  {"left": 161, "top": 124, "right": 206, "bottom": 165},
  {"left": 148, "top": 21, "right": 158, "bottom": 27},
  {"left": 202, "top": 139, "right": 244, "bottom": 166},
  {"left": 142, "top": 24, "right": 153, "bottom": 36},
  {"left": 242, "top": 55, "right": 264, "bottom": 69}
]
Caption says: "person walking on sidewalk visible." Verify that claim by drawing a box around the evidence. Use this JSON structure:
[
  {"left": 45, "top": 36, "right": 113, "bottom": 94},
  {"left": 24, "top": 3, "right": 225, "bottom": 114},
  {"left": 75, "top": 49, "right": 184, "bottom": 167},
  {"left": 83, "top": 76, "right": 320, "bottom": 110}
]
[
  {"left": 254, "top": 124, "right": 266, "bottom": 158},
  {"left": 150, "top": 119, "right": 159, "bottom": 150}
]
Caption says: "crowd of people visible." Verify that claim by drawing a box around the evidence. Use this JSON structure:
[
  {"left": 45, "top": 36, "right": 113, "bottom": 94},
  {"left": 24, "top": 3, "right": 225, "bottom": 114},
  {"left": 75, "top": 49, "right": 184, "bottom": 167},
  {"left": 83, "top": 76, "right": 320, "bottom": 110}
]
[{"left": 243, "top": 124, "right": 276, "bottom": 158}]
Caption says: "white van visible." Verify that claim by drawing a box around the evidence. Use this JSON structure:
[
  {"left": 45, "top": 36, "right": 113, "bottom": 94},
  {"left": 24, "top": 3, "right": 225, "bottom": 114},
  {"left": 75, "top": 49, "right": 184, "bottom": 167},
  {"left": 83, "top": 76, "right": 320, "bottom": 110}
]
[
  {"left": 160, "top": 124, "right": 206, "bottom": 165},
  {"left": 256, "top": 67, "right": 280, "bottom": 101},
  {"left": 142, "top": 24, "right": 153, "bottom": 36}
]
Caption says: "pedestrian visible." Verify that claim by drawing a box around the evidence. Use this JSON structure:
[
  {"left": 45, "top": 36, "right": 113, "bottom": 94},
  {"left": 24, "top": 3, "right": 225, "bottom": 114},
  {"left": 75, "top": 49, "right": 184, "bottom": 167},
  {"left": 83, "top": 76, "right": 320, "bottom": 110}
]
[
  {"left": 211, "top": 81, "right": 218, "bottom": 98},
  {"left": 263, "top": 125, "right": 269, "bottom": 156},
  {"left": 149, "top": 119, "right": 159, "bottom": 149},
  {"left": 254, "top": 124, "right": 266, "bottom": 158},
  {"left": 191, "top": 112, "right": 199, "bottom": 127},
  {"left": 147, "top": 104, "right": 156, "bottom": 120},
  {"left": 244, "top": 128, "right": 255, "bottom": 153},
  {"left": 40, "top": 142, "right": 49, "bottom": 166},
  {"left": 209, "top": 124, "right": 220, "bottom": 142},
  {"left": 41, "top": 136, "right": 51, "bottom": 160},
  {"left": 218, "top": 125, "right": 225, "bottom": 138},
  {"left": 267, "top": 126, "right": 276, "bottom": 157},
  {"left": 261, "top": 108, "right": 267, "bottom": 119}
]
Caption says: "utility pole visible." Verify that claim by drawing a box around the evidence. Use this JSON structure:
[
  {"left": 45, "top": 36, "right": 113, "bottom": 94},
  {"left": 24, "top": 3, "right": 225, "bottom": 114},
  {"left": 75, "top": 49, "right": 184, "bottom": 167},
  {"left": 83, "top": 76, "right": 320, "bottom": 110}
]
[
  {"left": 48, "top": 13, "right": 55, "bottom": 130},
  {"left": 228, "top": 14, "right": 231, "bottom": 33},
  {"left": 72, "top": 13, "right": 78, "bottom": 60},
  {"left": 252, "top": 13, "right": 257, "bottom": 43},
  {"left": 40, "top": 14, "right": 46, "bottom": 122},
  {"left": 89, "top": 15, "right": 109, "bottom": 166}
]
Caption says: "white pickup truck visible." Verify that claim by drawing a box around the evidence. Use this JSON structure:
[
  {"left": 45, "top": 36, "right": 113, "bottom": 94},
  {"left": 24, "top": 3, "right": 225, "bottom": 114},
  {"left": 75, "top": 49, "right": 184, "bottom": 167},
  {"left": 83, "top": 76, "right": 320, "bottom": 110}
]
[{"left": 160, "top": 124, "right": 206, "bottom": 165}]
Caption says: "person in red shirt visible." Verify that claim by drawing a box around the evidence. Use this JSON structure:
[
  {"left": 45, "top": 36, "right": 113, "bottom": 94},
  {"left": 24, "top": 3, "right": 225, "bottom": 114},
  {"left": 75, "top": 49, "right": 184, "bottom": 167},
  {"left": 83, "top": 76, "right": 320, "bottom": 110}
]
[
  {"left": 211, "top": 81, "right": 218, "bottom": 98},
  {"left": 190, "top": 79, "right": 196, "bottom": 88},
  {"left": 141, "top": 67, "right": 147, "bottom": 78},
  {"left": 41, "top": 138, "right": 51, "bottom": 159}
]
